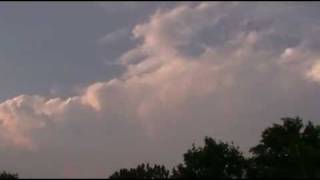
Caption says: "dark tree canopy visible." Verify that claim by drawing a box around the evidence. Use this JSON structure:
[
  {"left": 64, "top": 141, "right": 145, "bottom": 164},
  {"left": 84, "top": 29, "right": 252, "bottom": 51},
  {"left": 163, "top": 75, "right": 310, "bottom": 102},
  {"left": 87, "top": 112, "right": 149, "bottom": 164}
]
[
  {"left": 248, "top": 116, "right": 320, "bottom": 178},
  {"left": 0, "top": 171, "right": 18, "bottom": 179},
  {"left": 108, "top": 117, "right": 320, "bottom": 178},
  {"left": 1, "top": 116, "right": 319, "bottom": 178},
  {"left": 172, "top": 137, "right": 246, "bottom": 178},
  {"left": 109, "top": 163, "right": 170, "bottom": 179}
]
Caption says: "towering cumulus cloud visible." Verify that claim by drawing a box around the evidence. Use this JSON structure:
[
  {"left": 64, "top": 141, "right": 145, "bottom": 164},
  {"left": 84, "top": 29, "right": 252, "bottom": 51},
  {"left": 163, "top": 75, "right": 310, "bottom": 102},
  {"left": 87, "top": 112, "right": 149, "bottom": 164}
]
[{"left": 1, "top": 2, "right": 320, "bottom": 178}]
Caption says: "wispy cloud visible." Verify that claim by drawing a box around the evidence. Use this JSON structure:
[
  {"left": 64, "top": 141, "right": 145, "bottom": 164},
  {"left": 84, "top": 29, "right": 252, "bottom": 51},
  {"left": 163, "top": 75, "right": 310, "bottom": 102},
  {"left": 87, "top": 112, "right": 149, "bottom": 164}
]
[
  {"left": 1, "top": 2, "right": 320, "bottom": 178},
  {"left": 98, "top": 28, "right": 129, "bottom": 45}
]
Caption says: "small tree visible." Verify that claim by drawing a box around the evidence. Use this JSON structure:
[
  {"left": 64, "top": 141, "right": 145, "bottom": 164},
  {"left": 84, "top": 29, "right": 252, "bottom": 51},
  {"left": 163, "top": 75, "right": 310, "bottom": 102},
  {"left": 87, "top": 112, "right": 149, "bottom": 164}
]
[
  {"left": 0, "top": 171, "right": 18, "bottom": 179},
  {"left": 109, "top": 163, "right": 170, "bottom": 179},
  {"left": 248, "top": 117, "right": 320, "bottom": 178},
  {"left": 172, "top": 137, "right": 246, "bottom": 178}
]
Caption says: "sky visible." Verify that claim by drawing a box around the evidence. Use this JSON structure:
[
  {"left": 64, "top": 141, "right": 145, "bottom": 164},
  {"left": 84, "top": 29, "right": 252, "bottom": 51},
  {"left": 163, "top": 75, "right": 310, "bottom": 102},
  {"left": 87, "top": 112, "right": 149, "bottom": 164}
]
[{"left": 0, "top": 2, "right": 320, "bottom": 178}]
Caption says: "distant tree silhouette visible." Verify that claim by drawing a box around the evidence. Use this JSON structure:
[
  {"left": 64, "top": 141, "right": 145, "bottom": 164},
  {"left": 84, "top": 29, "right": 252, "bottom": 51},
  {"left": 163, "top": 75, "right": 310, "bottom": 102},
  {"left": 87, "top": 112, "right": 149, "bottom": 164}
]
[
  {"left": 3, "top": 116, "right": 318, "bottom": 178},
  {"left": 248, "top": 116, "right": 320, "bottom": 178},
  {"left": 171, "top": 137, "right": 246, "bottom": 178},
  {"left": 0, "top": 171, "right": 18, "bottom": 179},
  {"left": 109, "top": 163, "right": 170, "bottom": 179}
]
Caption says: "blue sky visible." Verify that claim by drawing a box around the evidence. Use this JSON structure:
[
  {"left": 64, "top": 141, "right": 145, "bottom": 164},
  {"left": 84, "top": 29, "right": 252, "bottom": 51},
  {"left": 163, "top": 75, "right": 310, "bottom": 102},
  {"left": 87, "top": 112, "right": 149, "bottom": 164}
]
[
  {"left": 0, "top": 2, "right": 165, "bottom": 101},
  {"left": 0, "top": 3, "right": 121, "bottom": 101},
  {"left": 1, "top": 2, "right": 320, "bottom": 178}
]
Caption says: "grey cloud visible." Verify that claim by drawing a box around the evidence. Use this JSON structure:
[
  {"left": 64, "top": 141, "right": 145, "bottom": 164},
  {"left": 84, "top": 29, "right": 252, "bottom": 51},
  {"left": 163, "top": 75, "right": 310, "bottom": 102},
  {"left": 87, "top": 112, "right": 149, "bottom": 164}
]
[
  {"left": 1, "top": 2, "right": 320, "bottom": 178},
  {"left": 98, "top": 28, "right": 130, "bottom": 44}
]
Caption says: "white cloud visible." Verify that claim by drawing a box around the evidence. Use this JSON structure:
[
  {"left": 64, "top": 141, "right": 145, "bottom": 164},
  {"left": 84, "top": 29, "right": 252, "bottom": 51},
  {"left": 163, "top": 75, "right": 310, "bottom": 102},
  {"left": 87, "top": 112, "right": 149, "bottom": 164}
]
[
  {"left": 1, "top": 2, "right": 320, "bottom": 178},
  {"left": 307, "top": 61, "right": 320, "bottom": 82}
]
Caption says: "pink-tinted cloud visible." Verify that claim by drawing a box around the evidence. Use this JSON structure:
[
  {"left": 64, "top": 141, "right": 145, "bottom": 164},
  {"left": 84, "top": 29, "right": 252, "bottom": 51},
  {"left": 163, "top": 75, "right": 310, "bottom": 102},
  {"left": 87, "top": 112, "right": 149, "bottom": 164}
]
[{"left": 1, "top": 2, "right": 320, "bottom": 178}]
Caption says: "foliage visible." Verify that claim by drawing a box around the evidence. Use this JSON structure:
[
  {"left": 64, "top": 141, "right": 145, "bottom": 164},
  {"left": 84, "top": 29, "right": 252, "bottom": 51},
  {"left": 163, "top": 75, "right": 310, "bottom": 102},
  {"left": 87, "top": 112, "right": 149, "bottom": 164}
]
[
  {"left": 109, "top": 163, "right": 170, "bottom": 179},
  {"left": 0, "top": 171, "right": 18, "bottom": 179},
  {"left": 2, "top": 116, "right": 320, "bottom": 178},
  {"left": 171, "top": 137, "right": 246, "bottom": 178},
  {"left": 248, "top": 116, "right": 320, "bottom": 178}
]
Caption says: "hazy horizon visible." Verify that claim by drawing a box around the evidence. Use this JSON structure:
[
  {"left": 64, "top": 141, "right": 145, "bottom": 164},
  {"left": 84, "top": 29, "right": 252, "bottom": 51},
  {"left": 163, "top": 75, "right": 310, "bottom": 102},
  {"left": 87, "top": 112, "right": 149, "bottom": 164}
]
[{"left": 1, "top": 2, "right": 320, "bottom": 178}]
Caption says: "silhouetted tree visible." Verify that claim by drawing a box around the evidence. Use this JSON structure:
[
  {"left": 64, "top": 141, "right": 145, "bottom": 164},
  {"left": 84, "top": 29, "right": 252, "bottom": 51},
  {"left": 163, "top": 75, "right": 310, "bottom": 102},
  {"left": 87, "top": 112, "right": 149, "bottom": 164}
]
[
  {"left": 109, "top": 163, "right": 170, "bottom": 179},
  {"left": 171, "top": 137, "right": 246, "bottom": 178},
  {"left": 0, "top": 171, "right": 18, "bottom": 179},
  {"left": 248, "top": 116, "right": 320, "bottom": 178}
]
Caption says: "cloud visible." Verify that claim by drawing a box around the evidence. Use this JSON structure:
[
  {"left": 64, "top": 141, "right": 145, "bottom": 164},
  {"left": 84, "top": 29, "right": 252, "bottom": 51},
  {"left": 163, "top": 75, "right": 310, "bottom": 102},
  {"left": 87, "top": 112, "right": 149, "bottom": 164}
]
[
  {"left": 307, "top": 61, "right": 320, "bottom": 82},
  {"left": 1, "top": 2, "right": 320, "bottom": 178},
  {"left": 98, "top": 28, "right": 129, "bottom": 44}
]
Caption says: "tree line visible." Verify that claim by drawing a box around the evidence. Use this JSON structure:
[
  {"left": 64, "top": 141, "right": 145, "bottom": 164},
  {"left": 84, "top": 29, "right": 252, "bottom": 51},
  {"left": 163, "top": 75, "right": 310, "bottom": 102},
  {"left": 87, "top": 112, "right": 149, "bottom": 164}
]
[
  {"left": 1, "top": 116, "right": 320, "bottom": 179},
  {"left": 109, "top": 117, "right": 320, "bottom": 178}
]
